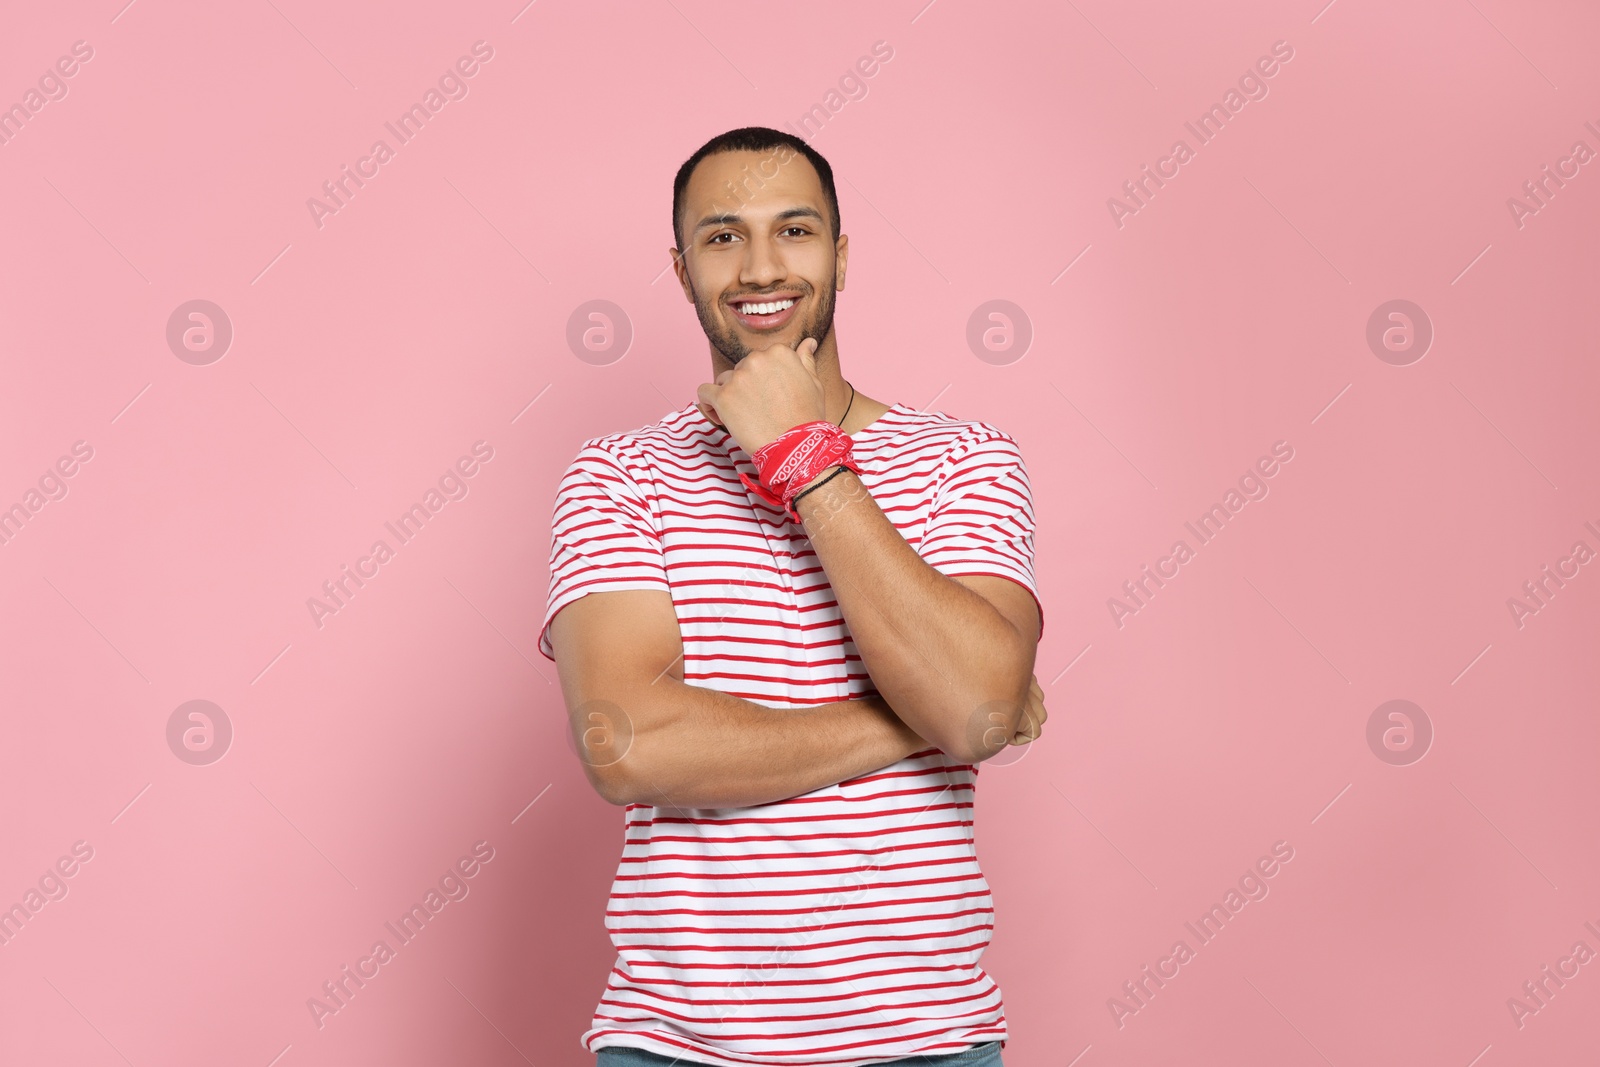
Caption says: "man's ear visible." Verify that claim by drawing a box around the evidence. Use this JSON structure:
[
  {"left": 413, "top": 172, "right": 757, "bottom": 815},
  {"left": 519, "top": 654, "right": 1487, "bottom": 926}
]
[
  {"left": 668, "top": 247, "right": 694, "bottom": 302},
  {"left": 835, "top": 233, "right": 849, "bottom": 291}
]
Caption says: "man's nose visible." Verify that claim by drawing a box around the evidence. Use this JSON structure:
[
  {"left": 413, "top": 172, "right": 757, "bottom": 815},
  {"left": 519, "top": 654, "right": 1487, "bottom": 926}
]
[{"left": 739, "top": 234, "right": 786, "bottom": 286}]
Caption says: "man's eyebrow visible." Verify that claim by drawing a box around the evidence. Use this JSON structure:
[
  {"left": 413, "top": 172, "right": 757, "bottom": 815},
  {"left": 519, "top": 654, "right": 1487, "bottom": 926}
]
[{"left": 692, "top": 206, "right": 826, "bottom": 235}]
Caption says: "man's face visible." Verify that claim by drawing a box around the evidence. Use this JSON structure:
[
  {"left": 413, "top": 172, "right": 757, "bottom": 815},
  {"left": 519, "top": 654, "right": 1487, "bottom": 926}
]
[{"left": 673, "top": 149, "right": 847, "bottom": 365}]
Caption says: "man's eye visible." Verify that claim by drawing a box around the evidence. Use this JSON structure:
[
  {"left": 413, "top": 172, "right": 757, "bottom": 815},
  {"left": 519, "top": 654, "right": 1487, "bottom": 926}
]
[
  {"left": 708, "top": 233, "right": 734, "bottom": 244},
  {"left": 783, "top": 227, "right": 810, "bottom": 236}
]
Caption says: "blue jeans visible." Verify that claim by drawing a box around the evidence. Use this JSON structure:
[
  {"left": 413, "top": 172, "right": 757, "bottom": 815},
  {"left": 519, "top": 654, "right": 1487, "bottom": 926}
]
[{"left": 596, "top": 1039, "right": 1004, "bottom": 1067}]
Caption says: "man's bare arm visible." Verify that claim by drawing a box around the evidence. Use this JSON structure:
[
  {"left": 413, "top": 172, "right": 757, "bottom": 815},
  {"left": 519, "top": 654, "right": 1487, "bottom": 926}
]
[
  {"left": 548, "top": 588, "right": 929, "bottom": 808},
  {"left": 790, "top": 464, "right": 1041, "bottom": 764}
]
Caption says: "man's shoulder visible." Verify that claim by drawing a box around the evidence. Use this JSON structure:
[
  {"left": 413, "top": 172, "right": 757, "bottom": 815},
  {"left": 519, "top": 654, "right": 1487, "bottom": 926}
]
[
  {"left": 887, "top": 405, "right": 1023, "bottom": 458},
  {"left": 567, "top": 403, "right": 708, "bottom": 463}
]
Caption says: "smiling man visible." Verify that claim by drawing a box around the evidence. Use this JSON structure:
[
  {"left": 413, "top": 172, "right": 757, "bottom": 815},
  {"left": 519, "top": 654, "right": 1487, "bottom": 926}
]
[{"left": 540, "top": 126, "right": 1046, "bottom": 1067}]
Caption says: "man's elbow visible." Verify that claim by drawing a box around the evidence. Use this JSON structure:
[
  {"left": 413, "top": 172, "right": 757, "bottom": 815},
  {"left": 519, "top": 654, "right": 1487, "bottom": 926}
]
[
  {"left": 937, "top": 716, "right": 1014, "bottom": 767},
  {"left": 563, "top": 684, "right": 663, "bottom": 806},
  {"left": 581, "top": 727, "right": 674, "bottom": 806},
  {"left": 942, "top": 655, "right": 1034, "bottom": 764},
  {"left": 585, "top": 762, "right": 638, "bottom": 806}
]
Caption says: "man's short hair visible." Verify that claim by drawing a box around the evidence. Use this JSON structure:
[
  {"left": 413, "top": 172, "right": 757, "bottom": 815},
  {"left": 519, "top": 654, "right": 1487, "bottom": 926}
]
[{"left": 672, "top": 126, "right": 840, "bottom": 252}]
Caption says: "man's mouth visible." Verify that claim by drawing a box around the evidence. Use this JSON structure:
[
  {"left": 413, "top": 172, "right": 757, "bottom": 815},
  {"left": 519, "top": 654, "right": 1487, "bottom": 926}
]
[{"left": 728, "top": 293, "right": 801, "bottom": 331}]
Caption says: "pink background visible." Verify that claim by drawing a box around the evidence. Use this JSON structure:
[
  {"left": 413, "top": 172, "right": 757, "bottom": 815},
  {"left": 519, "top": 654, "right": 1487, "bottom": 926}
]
[{"left": 2, "top": 1, "right": 1597, "bottom": 1064}]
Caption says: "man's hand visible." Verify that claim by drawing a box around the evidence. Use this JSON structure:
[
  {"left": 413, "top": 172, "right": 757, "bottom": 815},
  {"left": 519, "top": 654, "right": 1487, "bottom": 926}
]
[
  {"left": 1008, "top": 673, "right": 1048, "bottom": 747},
  {"left": 696, "top": 336, "right": 827, "bottom": 454}
]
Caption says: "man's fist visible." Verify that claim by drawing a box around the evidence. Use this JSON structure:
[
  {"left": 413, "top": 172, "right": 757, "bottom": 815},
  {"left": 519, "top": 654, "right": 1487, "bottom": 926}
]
[
  {"left": 1008, "top": 673, "right": 1048, "bottom": 747},
  {"left": 696, "top": 336, "right": 827, "bottom": 454}
]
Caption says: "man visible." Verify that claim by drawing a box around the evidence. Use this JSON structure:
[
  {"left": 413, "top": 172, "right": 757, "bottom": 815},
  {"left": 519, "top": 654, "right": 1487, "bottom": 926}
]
[{"left": 540, "top": 126, "right": 1046, "bottom": 1067}]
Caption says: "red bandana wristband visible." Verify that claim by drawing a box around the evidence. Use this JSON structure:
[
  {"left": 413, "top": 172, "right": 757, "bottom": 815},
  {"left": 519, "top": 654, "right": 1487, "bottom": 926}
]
[{"left": 739, "top": 420, "right": 862, "bottom": 522}]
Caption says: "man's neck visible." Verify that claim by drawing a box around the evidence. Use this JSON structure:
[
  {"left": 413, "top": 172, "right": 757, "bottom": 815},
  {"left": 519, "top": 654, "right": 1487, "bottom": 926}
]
[{"left": 813, "top": 354, "right": 889, "bottom": 434}]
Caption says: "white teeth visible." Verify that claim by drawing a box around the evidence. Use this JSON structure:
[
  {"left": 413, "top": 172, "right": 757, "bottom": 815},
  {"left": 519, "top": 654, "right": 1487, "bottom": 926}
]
[{"left": 737, "top": 298, "right": 795, "bottom": 316}]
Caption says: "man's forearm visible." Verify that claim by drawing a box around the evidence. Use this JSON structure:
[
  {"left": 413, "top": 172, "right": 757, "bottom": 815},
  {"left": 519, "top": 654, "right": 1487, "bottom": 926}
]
[
  {"left": 791, "top": 467, "right": 1034, "bottom": 760},
  {"left": 599, "top": 680, "right": 928, "bottom": 809}
]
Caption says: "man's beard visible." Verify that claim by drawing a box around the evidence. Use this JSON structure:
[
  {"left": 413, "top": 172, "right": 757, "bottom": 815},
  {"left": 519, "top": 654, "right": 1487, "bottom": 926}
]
[{"left": 690, "top": 271, "right": 837, "bottom": 366}]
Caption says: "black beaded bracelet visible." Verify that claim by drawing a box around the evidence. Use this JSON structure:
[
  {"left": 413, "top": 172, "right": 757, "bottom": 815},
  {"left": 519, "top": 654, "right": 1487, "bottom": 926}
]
[{"left": 789, "top": 464, "right": 850, "bottom": 511}]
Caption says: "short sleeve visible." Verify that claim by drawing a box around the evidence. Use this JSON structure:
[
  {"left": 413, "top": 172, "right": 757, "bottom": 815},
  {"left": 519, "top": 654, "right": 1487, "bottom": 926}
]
[
  {"left": 918, "top": 426, "right": 1044, "bottom": 638},
  {"left": 538, "top": 442, "right": 671, "bottom": 661}
]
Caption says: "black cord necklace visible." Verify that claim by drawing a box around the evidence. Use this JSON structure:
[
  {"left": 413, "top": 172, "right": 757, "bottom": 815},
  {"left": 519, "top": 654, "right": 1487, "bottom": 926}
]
[{"left": 835, "top": 381, "right": 856, "bottom": 429}]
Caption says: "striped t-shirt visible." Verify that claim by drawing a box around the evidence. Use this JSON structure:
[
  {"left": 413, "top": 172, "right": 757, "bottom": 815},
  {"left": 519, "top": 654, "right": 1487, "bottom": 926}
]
[{"left": 539, "top": 400, "right": 1042, "bottom": 1067}]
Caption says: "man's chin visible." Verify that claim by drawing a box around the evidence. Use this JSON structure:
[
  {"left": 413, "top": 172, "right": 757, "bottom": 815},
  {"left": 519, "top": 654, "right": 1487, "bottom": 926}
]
[
  {"left": 736, "top": 324, "right": 811, "bottom": 350},
  {"left": 710, "top": 319, "right": 820, "bottom": 362}
]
